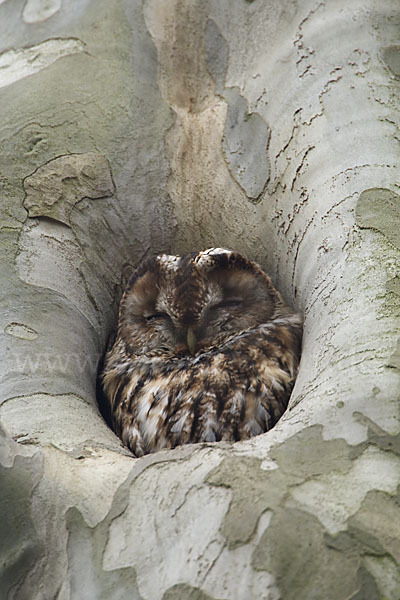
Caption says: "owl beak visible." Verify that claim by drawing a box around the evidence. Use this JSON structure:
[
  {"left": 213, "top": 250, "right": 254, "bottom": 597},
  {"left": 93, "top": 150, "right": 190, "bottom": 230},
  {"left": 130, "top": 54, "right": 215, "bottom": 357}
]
[{"left": 186, "top": 326, "right": 197, "bottom": 355}]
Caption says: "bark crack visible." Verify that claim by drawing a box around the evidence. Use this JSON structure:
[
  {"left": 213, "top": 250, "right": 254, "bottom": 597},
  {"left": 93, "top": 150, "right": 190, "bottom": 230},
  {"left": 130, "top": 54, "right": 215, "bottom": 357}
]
[{"left": 290, "top": 145, "right": 316, "bottom": 192}]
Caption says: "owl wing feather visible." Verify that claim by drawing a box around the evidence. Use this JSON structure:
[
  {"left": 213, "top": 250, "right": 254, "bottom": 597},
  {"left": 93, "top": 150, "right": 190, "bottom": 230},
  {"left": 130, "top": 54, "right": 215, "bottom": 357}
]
[{"left": 102, "top": 314, "right": 302, "bottom": 456}]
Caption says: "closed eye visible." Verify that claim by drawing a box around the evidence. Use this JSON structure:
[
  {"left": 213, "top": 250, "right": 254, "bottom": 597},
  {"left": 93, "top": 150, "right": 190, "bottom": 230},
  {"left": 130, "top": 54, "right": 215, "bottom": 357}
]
[
  {"left": 214, "top": 298, "right": 243, "bottom": 309},
  {"left": 144, "top": 312, "right": 170, "bottom": 322}
]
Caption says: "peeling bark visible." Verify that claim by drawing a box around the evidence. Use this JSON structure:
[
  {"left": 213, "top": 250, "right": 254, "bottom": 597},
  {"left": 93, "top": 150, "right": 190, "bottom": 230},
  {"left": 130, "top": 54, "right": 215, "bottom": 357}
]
[{"left": 1, "top": 0, "right": 399, "bottom": 599}]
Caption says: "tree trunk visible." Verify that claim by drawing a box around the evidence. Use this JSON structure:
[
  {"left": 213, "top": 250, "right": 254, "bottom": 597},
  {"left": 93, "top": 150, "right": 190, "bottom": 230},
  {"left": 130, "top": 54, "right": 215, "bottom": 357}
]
[{"left": 1, "top": 0, "right": 399, "bottom": 598}]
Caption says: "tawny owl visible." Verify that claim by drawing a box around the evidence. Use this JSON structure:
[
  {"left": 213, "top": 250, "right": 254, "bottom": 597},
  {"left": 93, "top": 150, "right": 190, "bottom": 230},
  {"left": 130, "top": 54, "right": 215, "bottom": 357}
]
[{"left": 101, "top": 248, "right": 302, "bottom": 457}]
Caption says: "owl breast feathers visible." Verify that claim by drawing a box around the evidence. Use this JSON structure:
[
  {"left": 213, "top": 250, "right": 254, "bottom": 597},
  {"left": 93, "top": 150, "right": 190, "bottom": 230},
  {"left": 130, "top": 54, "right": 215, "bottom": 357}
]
[{"left": 101, "top": 248, "right": 302, "bottom": 456}]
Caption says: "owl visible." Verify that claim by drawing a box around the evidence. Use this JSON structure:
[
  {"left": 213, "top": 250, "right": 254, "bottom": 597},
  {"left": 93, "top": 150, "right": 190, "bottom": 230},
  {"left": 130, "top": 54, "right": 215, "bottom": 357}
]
[{"left": 101, "top": 248, "right": 302, "bottom": 457}]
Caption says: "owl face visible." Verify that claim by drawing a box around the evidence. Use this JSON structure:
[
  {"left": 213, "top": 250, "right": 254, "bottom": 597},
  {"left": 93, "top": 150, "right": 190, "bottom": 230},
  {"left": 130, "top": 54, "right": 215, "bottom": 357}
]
[{"left": 118, "top": 248, "right": 290, "bottom": 358}]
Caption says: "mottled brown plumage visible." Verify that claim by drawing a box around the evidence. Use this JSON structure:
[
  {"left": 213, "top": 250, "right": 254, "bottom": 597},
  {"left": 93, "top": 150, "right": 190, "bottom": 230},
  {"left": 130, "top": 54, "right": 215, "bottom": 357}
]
[{"left": 102, "top": 248, "right": 302, "bottom": 456}]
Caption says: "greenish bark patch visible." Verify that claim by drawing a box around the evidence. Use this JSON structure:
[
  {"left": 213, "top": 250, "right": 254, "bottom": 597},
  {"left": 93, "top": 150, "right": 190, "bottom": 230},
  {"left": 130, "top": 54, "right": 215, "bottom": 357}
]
[
  {"left": 206, "top": 426, "right": 356, "bottom": 548},
  {"left": 0, "top": 427, "right": 43, "bottom": 596},
  {"left": 381, "top": 45, "right": 400, "bottom": 78},
  {"left": 388, "top": 338, "right": 400, "bottom": 370},
  {"left": 207, "top": 425, "right": 400, "bottom": 597},
  {"left": 162, "top": 583, "right": 222, "bottom": 600},
  {"left": 205, "top": 19, "right": 228, "bottom": 90},
  {"left": 387, "top": 275, "right": 400, "bottom": 298},
  {"left": 206, "top": 455, "right": 287, "bottom": 548},
  {"left": 348, "top": 489, "right": 400, "bottom": 565},
  {"left": 269, "top": 424, "right": 358, "bottom": 477},
  {"left": 355, "top": 188, "right": 400, "bottom": 251},
  {"left": 66, "top": 507, "right": 143, "bottom": 600},
  {"left": 205, "top": 18, "right": 270, "bottom": 202},
  {"left": 325, "top": 527, "right": 386, "bottom": 557},
  {"left": 325, "top": 488, "right": 400, "bottom": 598},
  {"left": 252, "top": 507, "right": 363, "bottom": 600},
  {"left": 366, "top": 422, "right": 400, "bottom": 456},
  {"left": 354, "top": 411, "right": 400, "bottom": 473},
  {"left": 221, "top": 88, "right": 271, "bottom": 201}
]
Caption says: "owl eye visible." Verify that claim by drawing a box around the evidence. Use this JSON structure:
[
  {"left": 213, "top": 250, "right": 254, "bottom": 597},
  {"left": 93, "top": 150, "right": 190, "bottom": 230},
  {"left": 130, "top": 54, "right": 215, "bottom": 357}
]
[
  {"left": 214, "top": 298, "right": 243, "bottom": 309},
  {"left": 144, "top": 312, "right": 170, "bottom": 322}
]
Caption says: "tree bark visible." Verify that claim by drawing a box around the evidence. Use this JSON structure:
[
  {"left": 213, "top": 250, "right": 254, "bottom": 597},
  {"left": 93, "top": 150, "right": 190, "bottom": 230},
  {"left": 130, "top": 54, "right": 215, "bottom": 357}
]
[{"left": 1, "top": 0, "right": 399, "bottom": 598}]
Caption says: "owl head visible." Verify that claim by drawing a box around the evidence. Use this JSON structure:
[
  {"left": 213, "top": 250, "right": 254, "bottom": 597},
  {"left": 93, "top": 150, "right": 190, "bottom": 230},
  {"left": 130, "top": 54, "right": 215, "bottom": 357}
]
[{"left": 117, "top": 248, "right": 294, "bottom": 358}]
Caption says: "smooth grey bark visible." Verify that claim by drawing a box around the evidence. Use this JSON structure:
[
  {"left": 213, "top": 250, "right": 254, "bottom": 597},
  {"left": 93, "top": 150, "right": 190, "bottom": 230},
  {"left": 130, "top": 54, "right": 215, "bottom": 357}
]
[{"left": 1, "top": 0, "right": 399, "bottom": 599}]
